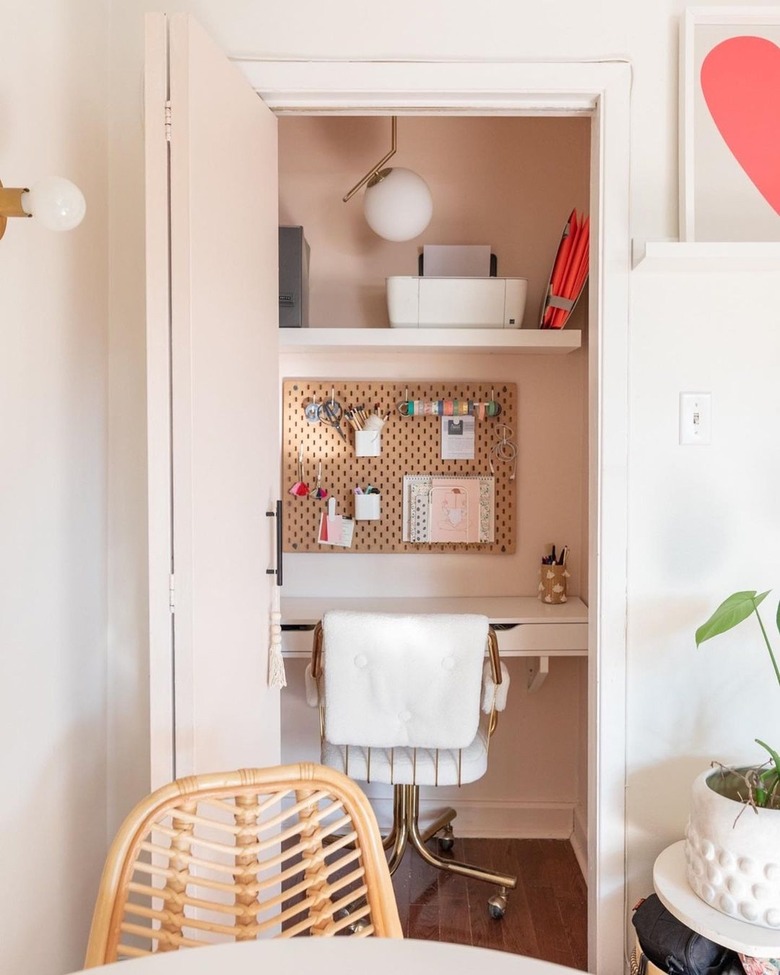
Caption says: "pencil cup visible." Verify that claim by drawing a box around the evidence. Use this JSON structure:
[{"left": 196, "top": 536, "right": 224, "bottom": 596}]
[
  {"left": 355, "top": 430, "right": 381, "bottom": 457},
  {"left": 538, "top": 564, "right": 570, "bottom": 604},
  {"left": 354, "top": 494, "right": 381, "bottom": 521}
]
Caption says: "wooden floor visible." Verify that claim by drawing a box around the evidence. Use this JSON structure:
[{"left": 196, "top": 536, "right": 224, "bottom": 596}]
[{"left": 391, "top": 837, "right": 587, "bottom": 970}]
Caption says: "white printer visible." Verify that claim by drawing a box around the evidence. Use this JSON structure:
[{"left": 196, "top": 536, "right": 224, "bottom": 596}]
[{"left": 386, "top": 276, "right": 527, "bottom": 329}]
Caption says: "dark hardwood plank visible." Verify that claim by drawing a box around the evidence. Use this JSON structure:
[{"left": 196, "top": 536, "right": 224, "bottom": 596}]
[
  {"left": 558, "top": 884, "right": 588, "bottom": 965},
  {"left": 391, "top": 848, "right": 413, "bottom": 929},
  {"left": 407, "top": 899, "right": 440, "bottom": 941},
  {"left": 408, "top": 840, "right": 442, "bottom": 906},
  {"left": 525, "top": 883, "right": 577, "bottom": 968},
  {"left": 389, "top": 837, "right": 587, "bottom": 970},
  {"left": 464, "top": 838, "right": 539, "bottom": 957}
]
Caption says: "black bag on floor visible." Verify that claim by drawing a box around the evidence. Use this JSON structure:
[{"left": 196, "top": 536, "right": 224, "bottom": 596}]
[{"left": 631, "top": 895, "right": 738, "bottom": 975}]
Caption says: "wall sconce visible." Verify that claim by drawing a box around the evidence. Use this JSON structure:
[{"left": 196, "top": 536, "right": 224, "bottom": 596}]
[
  {"left": 0, "top": 176, "right": 86, "bottom": 239},
  {"left": 343, "top": 117, "right": 432, "bottom": 242}
]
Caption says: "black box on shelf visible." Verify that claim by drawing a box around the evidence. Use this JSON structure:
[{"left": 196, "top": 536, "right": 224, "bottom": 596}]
[{"left": 279, "top": 226, "right": 310, "bottom": 328}]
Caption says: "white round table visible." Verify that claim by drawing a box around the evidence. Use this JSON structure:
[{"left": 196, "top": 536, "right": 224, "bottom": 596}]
[
  {"left": 71, "top": 938, "right": 582, "bottom": 975},
  {"left": 654, "top": 841, "right": 780, "bottom": 957}
]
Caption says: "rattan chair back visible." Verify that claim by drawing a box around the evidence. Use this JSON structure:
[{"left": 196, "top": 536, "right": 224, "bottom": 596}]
[{"left": 84, "top": 763, "right": 402, "bottom": 967}]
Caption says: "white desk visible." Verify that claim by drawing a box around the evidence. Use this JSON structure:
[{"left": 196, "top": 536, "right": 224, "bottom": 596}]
[
  {"left": 654, "top": 841, "right": 780, "bottom": 957},
  {"left": 281, "top": 595, "right": 588, "bottom": 693},
  {"left": 71, "top": 937, "right": 583, "bottom": 975}
]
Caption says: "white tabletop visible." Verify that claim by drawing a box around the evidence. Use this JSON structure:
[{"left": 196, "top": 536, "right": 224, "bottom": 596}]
[
  {"left": 281, "top": 595, "right": 588, "bottom": 626},
  {"left": 71, "top": 937, "right": 583, "bottom": 975},
  {"left": 654, "top": 841, "right": 780, "bottom": 957}
]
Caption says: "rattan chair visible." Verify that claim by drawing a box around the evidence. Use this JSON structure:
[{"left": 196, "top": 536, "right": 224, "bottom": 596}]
[
  {"left": 308, "top": 611, "right": 517, "bottom": 918},
  {"left": 84, "top": 763, "right": 402, "bottom": 967}
]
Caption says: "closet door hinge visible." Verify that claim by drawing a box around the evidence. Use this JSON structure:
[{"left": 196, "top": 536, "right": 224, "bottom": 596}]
[
  {"left": 169, "top": 573, "right": 175, "bottom": 613},
  {"left": 164, "top": 101, "right": 172, "bottom": 142}
]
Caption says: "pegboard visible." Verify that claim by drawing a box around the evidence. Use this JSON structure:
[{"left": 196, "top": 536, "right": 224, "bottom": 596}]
[{"left": 282, "top": 379, "right": 516, "bottom": 554}]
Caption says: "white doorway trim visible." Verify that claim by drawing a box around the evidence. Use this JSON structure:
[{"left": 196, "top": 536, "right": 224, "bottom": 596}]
[{"left": 235, "top": 57, "right": 630, "bottom": 975}]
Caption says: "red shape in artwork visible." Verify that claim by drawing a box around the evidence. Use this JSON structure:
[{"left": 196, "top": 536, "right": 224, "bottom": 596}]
[{"left": 701, "top": 35, "right": 780, "bottom": 215}]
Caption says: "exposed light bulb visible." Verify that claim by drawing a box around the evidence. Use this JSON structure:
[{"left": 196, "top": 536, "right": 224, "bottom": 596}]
[
  {"left": 21, "top": 177, "right": 86, "bottom": 232},
  {"left": 363, "top": 167, "right": 433, "bottom": 242}
]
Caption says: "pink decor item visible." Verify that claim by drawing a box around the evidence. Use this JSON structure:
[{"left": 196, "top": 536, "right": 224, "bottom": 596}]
[
  {"left": 701, "top": 36, "right": 780, "bottom": 216},
  {"left": 289, "top": 445, "right": 309, "bottom": 497},
  {"left": 288, "top": 481, "right": 309, "bottom": 497}
]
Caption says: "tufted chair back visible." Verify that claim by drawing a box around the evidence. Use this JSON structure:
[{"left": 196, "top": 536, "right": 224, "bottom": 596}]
[{"left": 321, "top": 611, "right": 487, "bottom": 751}]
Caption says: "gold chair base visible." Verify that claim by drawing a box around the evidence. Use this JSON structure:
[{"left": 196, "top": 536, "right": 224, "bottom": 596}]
[{"left": 384, "top": 784, "right": 517, "bottom": 892}]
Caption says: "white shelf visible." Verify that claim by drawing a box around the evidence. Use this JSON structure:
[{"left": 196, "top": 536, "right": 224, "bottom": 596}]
[
  {"left": 279, "top": 327, "right": 581, "bottom": 355},
  {"left": 634, "top": 241, "right": 780, "bottom": 273},
  {"left": 654, "top": 841, "right": 780, "bottom": 957}
]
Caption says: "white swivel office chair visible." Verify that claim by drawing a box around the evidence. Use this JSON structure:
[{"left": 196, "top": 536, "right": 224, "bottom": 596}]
[{"left": 307, "top": 610, "right": 517, "bottom": 918}]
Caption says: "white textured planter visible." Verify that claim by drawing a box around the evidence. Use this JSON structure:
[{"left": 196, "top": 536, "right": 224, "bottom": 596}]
[{"left": 686, "top": 767, "right": 780, "bottom": 929}]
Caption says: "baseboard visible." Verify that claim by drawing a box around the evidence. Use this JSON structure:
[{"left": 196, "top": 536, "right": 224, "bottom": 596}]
[
  {"left": 369, "top": 796, "right": 575, "bottom": 839},
  {"left": 570, "top": 803, "right": 588, "bottom": 879}
]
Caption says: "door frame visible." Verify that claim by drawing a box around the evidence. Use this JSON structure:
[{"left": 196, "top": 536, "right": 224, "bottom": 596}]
[{"left": 235, "top": 57, "right": 631, "bottom": 974}]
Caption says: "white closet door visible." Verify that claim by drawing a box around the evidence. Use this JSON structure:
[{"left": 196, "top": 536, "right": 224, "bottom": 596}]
[{"left": 145, "top": 13, "right": 280, "bottom": 785}]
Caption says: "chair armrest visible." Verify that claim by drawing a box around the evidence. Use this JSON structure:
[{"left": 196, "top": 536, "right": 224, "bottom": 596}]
[
  {"left": 481, "top": 660, "right": 510, "bottom": 714},
  {"left": 304, "top": 663, "right": 321, "bottom": 707},
  {"left": 311, "top": 620, "right": 324, "bottom": 678},
  {"left": 487, "top": 626, "right": 501, "bottom": 684}
]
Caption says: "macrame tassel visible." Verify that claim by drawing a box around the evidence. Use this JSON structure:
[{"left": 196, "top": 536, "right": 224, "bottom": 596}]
[{"left": 268, "top": 585, "right": 286, "bottom": 689}]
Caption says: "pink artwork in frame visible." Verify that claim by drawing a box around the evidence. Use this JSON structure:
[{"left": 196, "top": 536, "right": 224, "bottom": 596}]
[{"left": 680, "top": 8, "right": 780, "bottom": 241}]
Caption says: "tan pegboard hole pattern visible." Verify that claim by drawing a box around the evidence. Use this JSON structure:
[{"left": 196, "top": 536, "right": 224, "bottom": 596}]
[{"left": 282, "top": 379, "right": 516, "bottom": 554}]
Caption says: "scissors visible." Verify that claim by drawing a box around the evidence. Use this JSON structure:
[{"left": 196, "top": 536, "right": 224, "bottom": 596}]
[{"left": 320, "top": 397, "right": 347, "bottom": 442}]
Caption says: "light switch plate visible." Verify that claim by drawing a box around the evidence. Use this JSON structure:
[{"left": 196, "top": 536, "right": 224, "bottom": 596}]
[{"left": 679, "top": 392, "right": 712, "bottom": 445}]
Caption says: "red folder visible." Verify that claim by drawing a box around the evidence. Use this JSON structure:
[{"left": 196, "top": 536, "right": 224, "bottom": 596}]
[
  {"left": 550, "top": 215, "right": 589, "bottom": 329},
  {"left": 541, "top": 209, "right": 577, "bottom": 328},
  {"left": 540, "top": 209, "right": 590, "bottom": 330}
]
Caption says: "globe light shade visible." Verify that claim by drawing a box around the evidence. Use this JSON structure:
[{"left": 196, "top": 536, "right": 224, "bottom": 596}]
[
  {"left": 363, "top": 167, "right": 433, "bottom": 242},
  {"left": 21, "top": 177, "right": 86, "bottom": 232}
]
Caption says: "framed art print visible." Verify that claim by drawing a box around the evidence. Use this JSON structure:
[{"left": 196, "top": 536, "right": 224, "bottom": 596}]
[{"left": 680, "top": 7, "right": 780, "bottom": 241}]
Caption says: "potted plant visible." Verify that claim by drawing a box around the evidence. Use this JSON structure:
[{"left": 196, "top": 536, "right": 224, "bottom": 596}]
[{"left": 685, "top": 590, "right": 780, "bottom": 929}]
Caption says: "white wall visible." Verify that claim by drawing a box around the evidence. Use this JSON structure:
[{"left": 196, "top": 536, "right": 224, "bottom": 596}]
[
  {"left": 105, "top": 0, "right": 152, "bottom": 838},
  {"left": 6, "top": 2, "right": 776, "bottom": 973},
  {"left": 108, "top": 0, "right": 683, "bottom": 244},
  {"left": 627, "top": 257, "right": 780, "bottom": 919},
  {"left": 103, "top": 0, "right": 681, "bottom": 793},
  {"left": 0, "top": 2, "right": 109, "bottom": 973},
  {"left": 103, "top": 2, "right": 780, "bottom": 974}
]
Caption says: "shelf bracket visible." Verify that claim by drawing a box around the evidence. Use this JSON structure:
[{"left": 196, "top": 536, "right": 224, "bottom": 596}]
[{"left": 527, "top": 655, "right": 550, "bottom": 693}]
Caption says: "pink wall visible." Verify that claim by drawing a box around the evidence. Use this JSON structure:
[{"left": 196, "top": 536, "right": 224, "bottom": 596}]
[
  {"left": 278, "top": 113, "right": 591, "bottom": 841},
  {"left": 280, "top": 348, "right": 589, "bottom": 599},
  {"left": 278, "top": 114, "right": 590, "bottom": 329},
  {"left": 279, "top": 114, "right": 591, "bottom": 598}
]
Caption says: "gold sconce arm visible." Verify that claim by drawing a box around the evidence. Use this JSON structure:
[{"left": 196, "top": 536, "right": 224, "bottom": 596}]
[{"left": 0, "top": 182, "right": 30, "bottom": 240}]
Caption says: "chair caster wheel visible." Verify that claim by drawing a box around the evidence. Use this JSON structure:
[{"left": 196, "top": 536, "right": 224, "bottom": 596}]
[
  {"left": 488, "top": 893, "right": 507, "bottom": 919},
  {"left": 335, "top": 904, "right": 370, "bottom": 934},
  {"left": 437, "top": 824, "right": 455, "bottom": 852}
]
